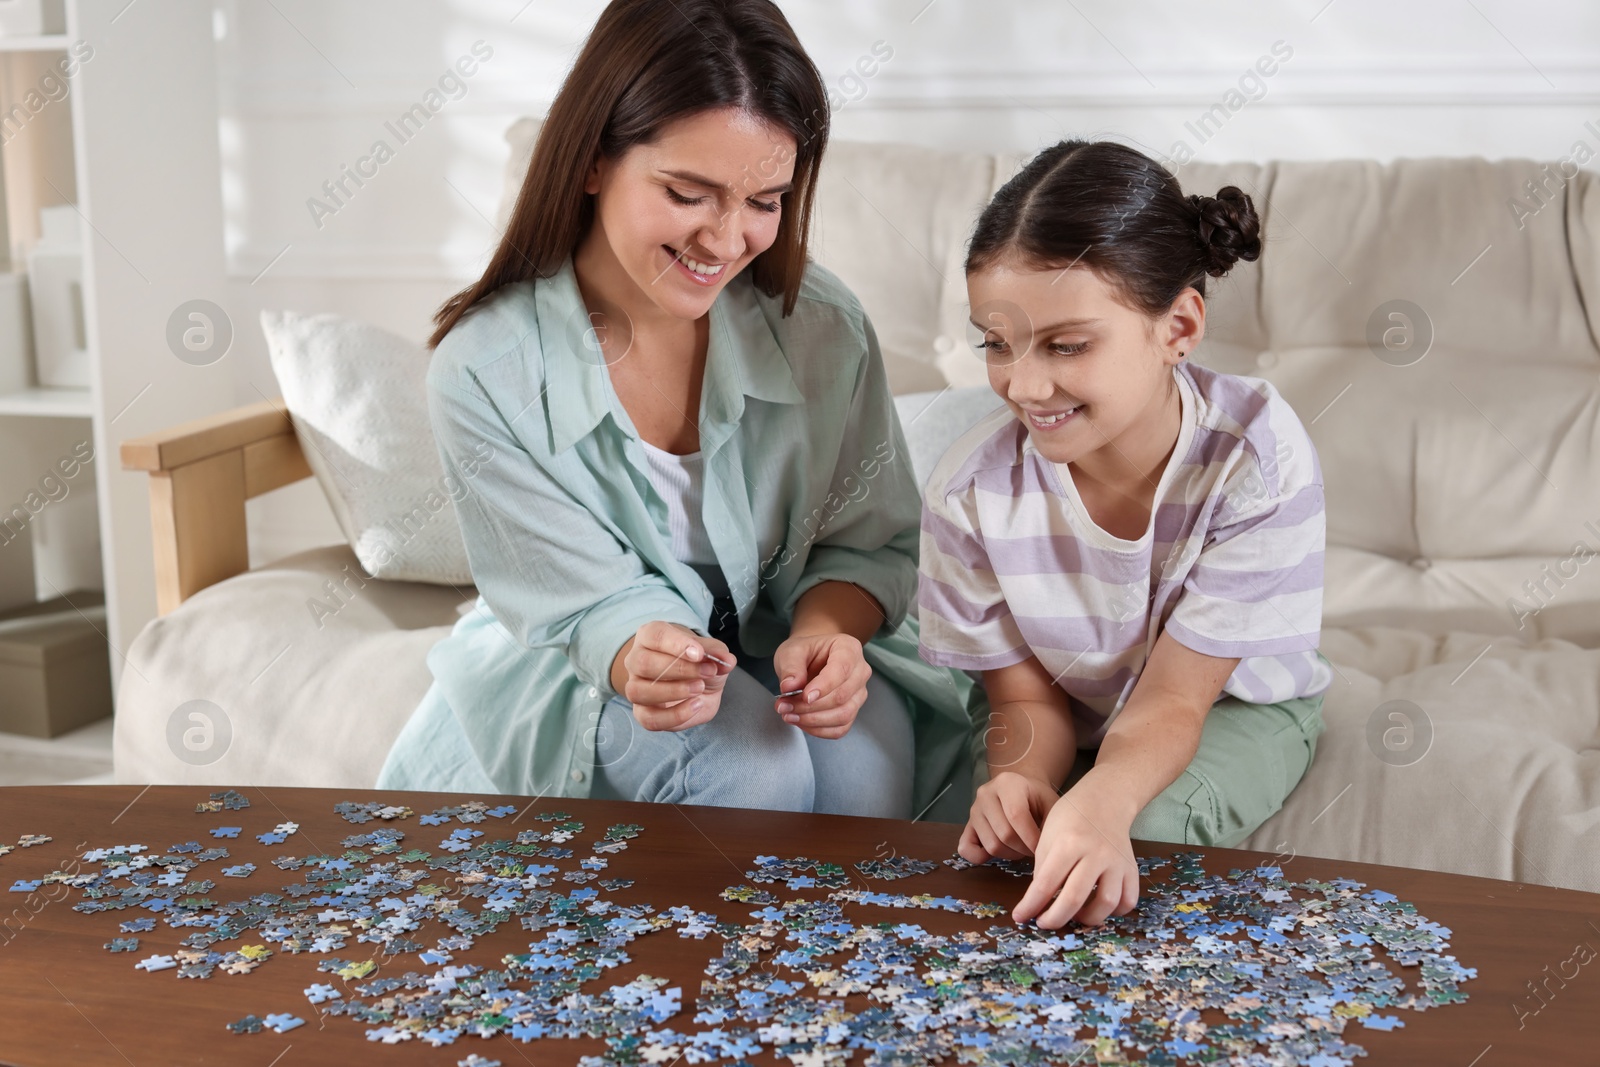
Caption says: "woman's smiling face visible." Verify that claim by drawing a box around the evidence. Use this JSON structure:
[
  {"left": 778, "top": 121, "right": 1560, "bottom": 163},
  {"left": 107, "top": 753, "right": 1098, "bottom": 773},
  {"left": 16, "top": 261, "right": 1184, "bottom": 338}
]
[
  {"left": 582, "top": 106, "right": 798, "bottom": 321},
  {"left": 966, "top": 260, "right": 1198, "bottom": 469}
]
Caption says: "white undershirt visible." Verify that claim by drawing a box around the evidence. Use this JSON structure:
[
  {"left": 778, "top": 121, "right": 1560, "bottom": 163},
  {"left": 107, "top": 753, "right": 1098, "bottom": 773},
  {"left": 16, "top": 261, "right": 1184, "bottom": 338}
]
[{"left": 638, "top": 439, "right": 719, "bottom": 565}]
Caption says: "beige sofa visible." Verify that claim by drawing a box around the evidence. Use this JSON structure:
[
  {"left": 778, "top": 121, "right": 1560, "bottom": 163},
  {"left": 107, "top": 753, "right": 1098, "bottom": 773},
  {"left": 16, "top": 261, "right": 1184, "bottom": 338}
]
[{"left": 117, "top": 118, "right": 1600, "bottom": 894}]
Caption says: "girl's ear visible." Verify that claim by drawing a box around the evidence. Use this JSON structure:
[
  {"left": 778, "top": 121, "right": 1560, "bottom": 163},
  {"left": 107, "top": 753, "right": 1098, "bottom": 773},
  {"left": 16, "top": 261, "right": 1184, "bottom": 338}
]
[{"left": 1162, "top": 286, "right": 1206, "bottom": 363}]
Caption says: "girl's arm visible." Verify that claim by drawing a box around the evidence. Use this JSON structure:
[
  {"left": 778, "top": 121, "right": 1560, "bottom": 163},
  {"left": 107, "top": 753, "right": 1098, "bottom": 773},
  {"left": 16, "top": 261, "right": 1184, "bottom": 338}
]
[
  {"left": 957, "top": 656, "right": 1077, "bottom": 861},
  {"left": 1067, "top": 629, "right": 1241, "bottom": 827},
  {"left": 1008, "top": 630, "right": 1240, "bottom": 928},
  {"left": 982, "top": 655, "right": 1078, "bottom": 787}
]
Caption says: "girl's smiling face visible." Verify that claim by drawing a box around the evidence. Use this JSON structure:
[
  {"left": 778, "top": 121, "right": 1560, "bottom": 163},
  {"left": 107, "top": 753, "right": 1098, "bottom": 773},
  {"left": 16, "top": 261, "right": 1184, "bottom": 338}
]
[
  {"left": 580, "top": 106, "right": 797, "bottom": 322},
  {"left": 966, "top": 259, "right": 1204, "bottom": 478}
]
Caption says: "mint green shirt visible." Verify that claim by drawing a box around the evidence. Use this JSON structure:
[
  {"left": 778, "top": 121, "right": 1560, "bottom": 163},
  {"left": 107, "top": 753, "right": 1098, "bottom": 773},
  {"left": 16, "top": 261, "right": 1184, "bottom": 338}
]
[{"left": 386, "top": 256, "right": 981, "bottom": 818}]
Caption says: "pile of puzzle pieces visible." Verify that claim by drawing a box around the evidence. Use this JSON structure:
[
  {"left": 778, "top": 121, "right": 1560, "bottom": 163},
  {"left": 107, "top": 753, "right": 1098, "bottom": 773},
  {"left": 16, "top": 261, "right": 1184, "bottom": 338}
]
[{"left": 4, "top": 789, "right": 1475, "bottom": 1065}]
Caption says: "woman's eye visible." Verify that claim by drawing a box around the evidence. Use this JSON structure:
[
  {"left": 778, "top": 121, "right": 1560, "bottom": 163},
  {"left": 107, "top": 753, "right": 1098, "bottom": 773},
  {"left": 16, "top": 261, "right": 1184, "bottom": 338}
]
[
  {"left": 749, "top": 198, "right": 781, "bottom": 215},
  {"left": 974, "top": 340, "right": 1009, "bottom": 357},
  {"left": 1050, "top": 342, "right": 1088, "bottom": 356},
  {"left": 665, "top": 187, "right": 705, "bottom": 206}
]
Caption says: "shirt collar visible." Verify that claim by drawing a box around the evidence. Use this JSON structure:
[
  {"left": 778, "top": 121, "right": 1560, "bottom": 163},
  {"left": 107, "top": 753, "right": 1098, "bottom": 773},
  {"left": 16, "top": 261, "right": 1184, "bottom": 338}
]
[{"left": 538, "top": 256, "right": 803, "bottom": 454}]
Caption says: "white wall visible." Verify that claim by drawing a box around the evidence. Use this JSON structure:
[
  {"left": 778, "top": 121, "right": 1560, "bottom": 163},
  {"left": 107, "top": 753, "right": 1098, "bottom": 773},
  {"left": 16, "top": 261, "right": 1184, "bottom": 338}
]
[{"left": 215, "top": 0, "right": 1600, "bottom": 565}]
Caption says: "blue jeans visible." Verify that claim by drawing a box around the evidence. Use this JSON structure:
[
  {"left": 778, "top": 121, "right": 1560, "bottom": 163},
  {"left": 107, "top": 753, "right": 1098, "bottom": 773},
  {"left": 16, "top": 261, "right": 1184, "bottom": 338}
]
[{"left": 589, "top": 563, "right": 916, "bottom": 818}]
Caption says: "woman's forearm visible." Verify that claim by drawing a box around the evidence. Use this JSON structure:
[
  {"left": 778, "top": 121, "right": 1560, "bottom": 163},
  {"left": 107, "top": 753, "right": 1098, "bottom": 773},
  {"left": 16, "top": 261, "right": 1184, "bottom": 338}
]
[{"left": 790, "top": 580, "right": 884, "bottom": 645}]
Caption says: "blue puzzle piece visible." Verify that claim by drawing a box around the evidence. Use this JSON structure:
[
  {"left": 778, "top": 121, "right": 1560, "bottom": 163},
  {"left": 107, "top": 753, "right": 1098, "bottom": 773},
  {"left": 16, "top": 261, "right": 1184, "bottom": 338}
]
[{"left": 304, "top": 983, "right": 342, "bottom": 1004}]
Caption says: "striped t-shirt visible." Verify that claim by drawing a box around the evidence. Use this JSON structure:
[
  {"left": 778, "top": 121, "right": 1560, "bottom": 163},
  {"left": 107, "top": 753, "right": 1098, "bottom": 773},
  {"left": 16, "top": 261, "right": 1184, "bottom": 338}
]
[{"left": 917, "top": 359, "right": 1332, "bottom": 747}]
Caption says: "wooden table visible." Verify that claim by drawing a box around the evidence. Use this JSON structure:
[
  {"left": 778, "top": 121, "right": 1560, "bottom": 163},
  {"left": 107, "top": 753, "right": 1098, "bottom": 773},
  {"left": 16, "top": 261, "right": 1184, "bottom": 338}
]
[{"left": 0, "top": 784, "right": 1596, "bottom": 1065}]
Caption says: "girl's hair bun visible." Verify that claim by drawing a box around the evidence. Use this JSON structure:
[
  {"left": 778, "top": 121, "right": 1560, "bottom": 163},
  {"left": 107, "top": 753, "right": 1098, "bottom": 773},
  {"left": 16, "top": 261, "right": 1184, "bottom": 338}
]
[
  {"left": 965, "top": 140, "right": 1272, "bottom": 314},
  {"left": 1188, "top": 186, "right": 1261, "bottom": 276}
]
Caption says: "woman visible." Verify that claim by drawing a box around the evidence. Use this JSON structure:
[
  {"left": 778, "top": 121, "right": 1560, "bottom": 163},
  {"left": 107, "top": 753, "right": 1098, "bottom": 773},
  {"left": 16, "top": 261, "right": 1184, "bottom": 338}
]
[{"left": 376, "top": 0, "right": 979, "bottom": 821}]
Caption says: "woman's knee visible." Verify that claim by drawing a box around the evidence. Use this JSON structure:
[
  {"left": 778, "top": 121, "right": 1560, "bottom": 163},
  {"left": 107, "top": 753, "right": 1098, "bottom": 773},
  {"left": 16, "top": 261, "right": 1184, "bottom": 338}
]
[
  {"left": 808, "top": 674, "right": 916, "bottom": 819},
  {"left": 596, "top": 669, "right": 817, "bottom": 811},
  {"left": 689, "top": 668, "right": 816, "bottom": 807},
  {"left": 680, "top": 715, "right": 814, "bottom": 810}
]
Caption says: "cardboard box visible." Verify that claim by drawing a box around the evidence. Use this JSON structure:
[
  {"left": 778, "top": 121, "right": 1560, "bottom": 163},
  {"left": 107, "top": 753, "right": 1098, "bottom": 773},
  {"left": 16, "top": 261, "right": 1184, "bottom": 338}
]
[{"left": 0, "top": 589, "right": 112, "bottom": 738}]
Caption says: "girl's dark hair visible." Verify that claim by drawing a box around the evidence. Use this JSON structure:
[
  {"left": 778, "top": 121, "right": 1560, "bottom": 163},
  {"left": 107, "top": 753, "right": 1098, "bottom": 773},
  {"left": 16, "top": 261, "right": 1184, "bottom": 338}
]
[
  {"left": 427, "top": 0, "right": 830, "bottom": 349},
  {"left": 965, "top": 139, "right": 1262, "bottom": 317}
]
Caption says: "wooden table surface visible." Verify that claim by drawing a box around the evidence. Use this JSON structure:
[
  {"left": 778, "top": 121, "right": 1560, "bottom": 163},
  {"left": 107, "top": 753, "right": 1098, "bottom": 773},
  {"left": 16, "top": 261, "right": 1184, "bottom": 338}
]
[{"left": 1, "top": 784, "right": 1597, "bottom": 1065}]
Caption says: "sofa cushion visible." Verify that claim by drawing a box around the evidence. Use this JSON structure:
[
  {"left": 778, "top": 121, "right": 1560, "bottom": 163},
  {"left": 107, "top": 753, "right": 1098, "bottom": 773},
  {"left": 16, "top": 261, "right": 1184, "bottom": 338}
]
[
  {"left": 1202, "top": 346, "right": 1600, "bottom": 644},
  {"left": 808, "top": 139, "right": 996, "bottom": 394},
  {"left": 1260, "top": 158, "right": 1599, "bottom": 364},
  {"left": 262, "top": 309, "right": 475, "bottom": 584},
  {"left": 1239, "top": 624, "right": 1600, "bottom": 894},
  {"left": 114, "top": 545, "right": 471, "bottom": 787}
]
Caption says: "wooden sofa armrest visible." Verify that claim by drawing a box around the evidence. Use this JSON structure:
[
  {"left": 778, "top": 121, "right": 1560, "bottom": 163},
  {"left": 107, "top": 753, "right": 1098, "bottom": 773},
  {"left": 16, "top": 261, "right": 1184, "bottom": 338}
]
[{"left": 119, "top": 398, "right": 313, "bottom": 615}]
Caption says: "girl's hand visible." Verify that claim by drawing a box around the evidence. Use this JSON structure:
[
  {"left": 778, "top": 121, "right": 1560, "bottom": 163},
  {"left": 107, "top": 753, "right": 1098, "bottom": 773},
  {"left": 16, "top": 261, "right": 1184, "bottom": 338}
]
[
  {"left": 771, "top": 632, "right": 871, "bottom": 740},
  {"left": 958, "top": 771, "right": 1061, "bottom": 862},
  {"left": 1012, "top": 786, "right": 1140, "bottom": 929},
  {"left": 620, "top": 621, "right": 735, "bottom": 732}
]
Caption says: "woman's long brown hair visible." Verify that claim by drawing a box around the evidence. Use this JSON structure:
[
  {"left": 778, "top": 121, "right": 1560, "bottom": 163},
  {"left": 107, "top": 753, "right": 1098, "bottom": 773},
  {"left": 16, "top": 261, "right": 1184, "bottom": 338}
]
[{"left": 426, "top": 0, "right": 830, "bottom": 350}]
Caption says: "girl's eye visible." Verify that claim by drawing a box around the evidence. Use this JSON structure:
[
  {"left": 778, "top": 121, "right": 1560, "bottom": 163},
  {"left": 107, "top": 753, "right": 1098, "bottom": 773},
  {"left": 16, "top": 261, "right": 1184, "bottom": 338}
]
[
  {"left": 665, "top": 187, "right": 705, "bottom": 206},
  {"left": 1050, "top": 342, "right": 1088, "bottom": 356},
  {"left": 974, "top": 340, "right": 1010, "bottom": 359},
  {"left": 749, "top": 198, "right": 781, "bottom": 215}
]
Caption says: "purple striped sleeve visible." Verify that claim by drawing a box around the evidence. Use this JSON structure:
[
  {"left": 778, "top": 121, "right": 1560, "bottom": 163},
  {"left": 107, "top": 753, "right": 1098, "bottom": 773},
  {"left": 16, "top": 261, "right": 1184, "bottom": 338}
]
[
  {"left": 917, "top": 572, "right": 1013, "bottom": 628},
  {"left": 917, "top": 641, "right": 1034, "bottom": 672},
  {"left": 1163, "top": 619, "right": 1322, "bottom": 659},
  {"left": 1164, "top": 481, "right": 1326, "bottom": 655},
  {"left": 917, "top": 483, "right": 1024, "bottom": 667}
]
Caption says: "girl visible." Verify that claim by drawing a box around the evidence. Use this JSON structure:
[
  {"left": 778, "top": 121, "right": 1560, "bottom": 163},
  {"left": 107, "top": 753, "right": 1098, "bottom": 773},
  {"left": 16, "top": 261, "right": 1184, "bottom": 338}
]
[
  {"left": 376, "top": 0, "right": 978, "bottom": 822},
  {"left": 918, "top": 139, "right": 1334, "bottom": 929}
]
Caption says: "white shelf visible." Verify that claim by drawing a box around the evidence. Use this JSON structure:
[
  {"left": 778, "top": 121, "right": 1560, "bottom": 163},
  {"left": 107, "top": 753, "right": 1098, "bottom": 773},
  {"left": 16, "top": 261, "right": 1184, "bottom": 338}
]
[
  {"left": 0, "top": 385, "right": 91, "bottom": 417},
  {"left": 0, "top": 34, "right": 70, "bottom": 52}
]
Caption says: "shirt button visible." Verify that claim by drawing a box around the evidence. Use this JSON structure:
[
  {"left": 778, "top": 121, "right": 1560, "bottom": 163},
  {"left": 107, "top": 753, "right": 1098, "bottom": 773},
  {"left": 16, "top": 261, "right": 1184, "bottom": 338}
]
[
  {"left": 587, "top": 687, "right": 598, "bottom": 699},
  {"left": 570, "top": 770, "right": 585, "bottom": 783},
  {"left": 1410, "top": 557, "right": 1432, "bottom": 571},
  {"left": 1256, "top": 351, "right": 1278, "bottom": 369}
]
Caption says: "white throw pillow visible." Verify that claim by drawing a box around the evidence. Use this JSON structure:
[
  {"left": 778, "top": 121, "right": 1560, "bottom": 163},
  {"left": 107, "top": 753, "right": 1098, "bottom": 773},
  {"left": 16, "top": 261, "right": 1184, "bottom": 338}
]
[{"left": 261, "top": 309, "right": 473, "bottom": 585}]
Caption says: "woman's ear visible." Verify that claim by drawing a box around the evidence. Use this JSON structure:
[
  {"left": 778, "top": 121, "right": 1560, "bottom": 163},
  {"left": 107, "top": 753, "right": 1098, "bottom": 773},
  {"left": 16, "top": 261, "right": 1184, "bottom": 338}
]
[{"left": 583, "top": 156, "right": 606, "bottom": 197}]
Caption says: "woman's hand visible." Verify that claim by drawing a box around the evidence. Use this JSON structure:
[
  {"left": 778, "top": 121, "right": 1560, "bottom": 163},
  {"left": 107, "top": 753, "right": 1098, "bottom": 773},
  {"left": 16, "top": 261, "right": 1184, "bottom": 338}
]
[
  {"left": 616, "top": 621, "right": 735, "bottom": 732},
  {"left": 958, "top": 770, "right": 1061, "bottom": 862},
  {"left": 1011, "top": 784, "right": 1140, "bottom": 929},
  {"left": 771, "top": 632, "right": 871, "bottom": 740}
]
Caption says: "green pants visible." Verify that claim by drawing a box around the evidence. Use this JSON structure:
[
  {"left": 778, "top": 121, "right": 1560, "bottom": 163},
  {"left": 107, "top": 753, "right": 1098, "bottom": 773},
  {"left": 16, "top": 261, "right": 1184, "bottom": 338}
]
[{"left": 1062, "top": 678, "right": 1327, "bottom": 849}]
